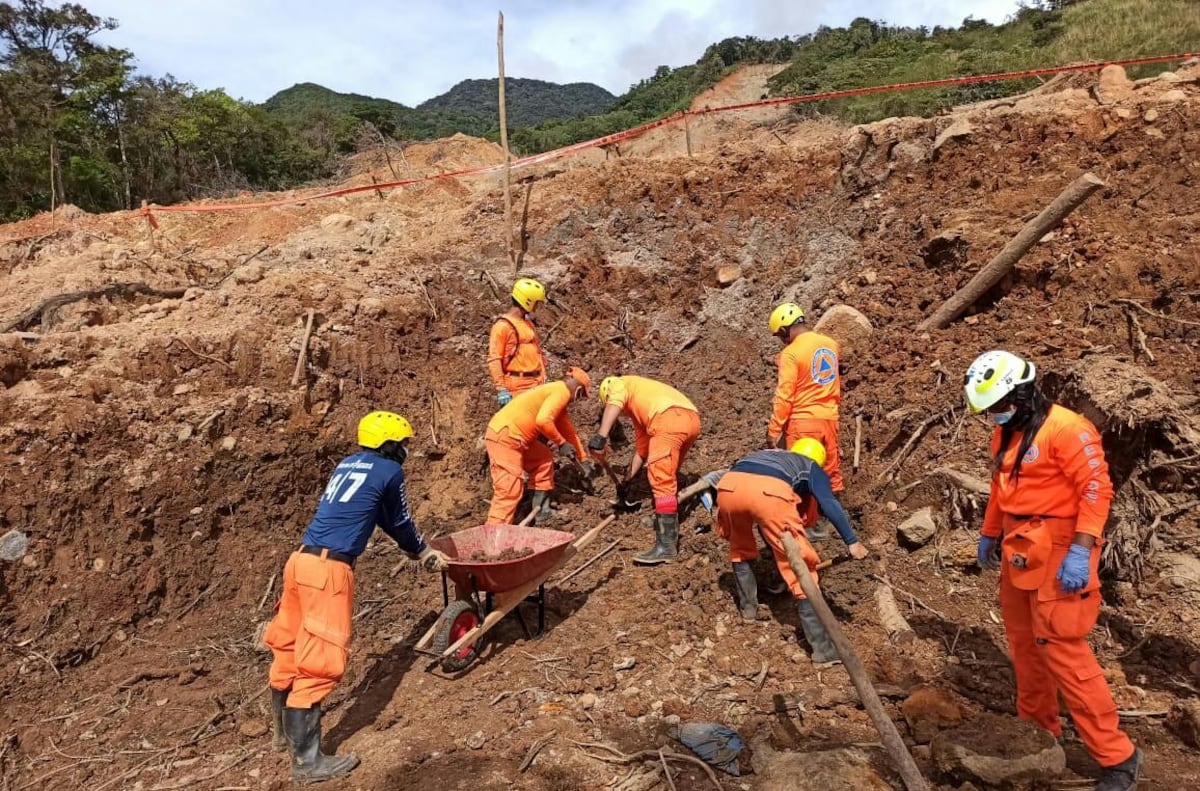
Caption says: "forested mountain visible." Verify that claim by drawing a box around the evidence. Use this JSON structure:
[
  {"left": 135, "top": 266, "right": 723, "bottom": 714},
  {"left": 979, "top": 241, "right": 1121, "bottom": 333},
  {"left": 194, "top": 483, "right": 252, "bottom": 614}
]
[{"left": 418, "top": 77, "right": 615, "bottom": 126}]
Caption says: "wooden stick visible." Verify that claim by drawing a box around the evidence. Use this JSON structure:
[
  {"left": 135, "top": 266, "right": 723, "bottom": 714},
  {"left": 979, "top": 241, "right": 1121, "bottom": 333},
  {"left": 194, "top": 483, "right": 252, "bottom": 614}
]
[
  {"left": 659, "top": 748, "right": 677, "bottom": 791},
  {"left": 419, "top": 279, "right": 438, "bottom": 321},
  {"left": 876, "top": 583, "right": 917, "bottom": 645},
  {"left": 678, "top": 472, "right": 725, "bottom": 505},
  {"left": 930, "top": 467, "right": 990, "bottom": 495},
  {"left": 781, "top": 534, "right": 929, "bottom": 791},
  {"left": 1113, "top": 297, "right": 1200, "bottom": 328},
  {"left": 682, "top": 112, "right": 693, "bottom": 158},
  {"left": 497, "top": 12, "right": 515, "bottom": 271},
  {"left": 256, "top": 573, "right": 277, "bottom": 610},
  {"left": 871, "top": 574, "right": 950, "bottom": 620},
  {"left": 877, "top": 408, "right": 952, "bottom": 482},
  {"left": 918, "top": 173, "right": 1105, "bottom": 330},
  {"left": 853, "top": 414, "right": 863, "bottom": 471},
  {"left": 559, "top": 539, "right": 621, "bottom": 583},
  {"left": 169, "top": 337, "right": 231, "bottom": 370},
  {"left": 519, "top": 733, "right": 556, "bottom": 772},
  {"left": 1125, "top": 309, "right": 1156, "bottom": 362},
  {"left": 291, "top": 309, "right": 315, "bottom": 387}
]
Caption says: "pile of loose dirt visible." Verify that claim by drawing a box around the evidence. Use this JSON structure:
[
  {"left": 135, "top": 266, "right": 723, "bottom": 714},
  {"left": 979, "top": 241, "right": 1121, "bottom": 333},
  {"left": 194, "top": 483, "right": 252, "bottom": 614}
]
[
  {"left": 465, "top": 546, "right": 535, "bottom": 563},
  {"left": 1, "top": 61, "right": 1199, "bottom": 790}
]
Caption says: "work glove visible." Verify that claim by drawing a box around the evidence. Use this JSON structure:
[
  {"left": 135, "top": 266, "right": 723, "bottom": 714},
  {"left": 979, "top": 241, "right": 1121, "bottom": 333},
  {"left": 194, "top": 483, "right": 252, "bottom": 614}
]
[
  {"left": 418, "top": 546, "right": 450, "bottom": 572},
  {"left": 1056, "top": 543, "right": 1092, "bottom": 593},
  {"left": 580, "top": 459, "right": 597, "bottom": 479},
  {"left": 587, "top": 434, "right": 608, "bottom": 462},
  {"left": 497, "top": 388, "right": 512, "bottom": 406},
  {"left": 977, "top": 535, "right": 1000, "bottom": 570},
  {"left": 557, "top": 443, "right": 578, "bottom": 462}
]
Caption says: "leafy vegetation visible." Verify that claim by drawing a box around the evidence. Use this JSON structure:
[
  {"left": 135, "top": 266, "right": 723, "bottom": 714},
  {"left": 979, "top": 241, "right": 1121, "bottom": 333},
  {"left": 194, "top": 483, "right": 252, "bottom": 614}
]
[{"left": 418, "top": 77, "right": 615, "bottom": 127}]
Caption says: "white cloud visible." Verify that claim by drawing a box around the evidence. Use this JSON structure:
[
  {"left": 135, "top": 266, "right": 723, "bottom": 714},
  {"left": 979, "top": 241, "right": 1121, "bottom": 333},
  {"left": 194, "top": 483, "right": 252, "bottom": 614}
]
[{"left": 85, "top": 0, "right": 1025, "bottom": 104}]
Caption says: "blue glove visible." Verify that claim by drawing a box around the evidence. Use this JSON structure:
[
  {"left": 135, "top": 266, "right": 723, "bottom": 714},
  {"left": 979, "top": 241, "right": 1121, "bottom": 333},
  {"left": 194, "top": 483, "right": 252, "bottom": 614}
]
[
  {"left": 1057, "top": 543, "right": 1092, "bottom": 593},
  {"left": 977, "top": 535, "right": 999, "bottom": 569},
  {"left": 497, "top": 388, "right": 512, "bottom": 406}
]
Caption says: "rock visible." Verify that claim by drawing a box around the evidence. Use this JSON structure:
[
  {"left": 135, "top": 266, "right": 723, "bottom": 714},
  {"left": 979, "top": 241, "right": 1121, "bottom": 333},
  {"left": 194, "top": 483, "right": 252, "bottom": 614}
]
[
  {"left": 231, "top": 261, "right": 265, "bottom": 285},
  {"left": 172, "top": 383, "right": 195, "bottom": 396},
  {"left": 1157, "top": 70, "right": 1181, "bottom": 83},
  {"left": 716, "top": 265, "right": 743, "bottom": 286},
  {"left": 897, "top": 507, "right": 938, "bottom": 549},
  {"left": 933, "top": 118, "right": 974, "bottom": 153},
  {"left": 1157, "top": 552, "right": 1200, "bottom": 592},
  {"left": 1159, "top": 89, "right": 1188, "bottom": 103},
  {"left": 1096, "top": 64, "right": 1133, "bottom": 103},
  {"left": 1167, "top": 699, "right": 1200, "bottom": 749},
  {"left": 177, "top": 425, "right": 194, "bottom": 442},
  {"left": 320, "top": 213, "right": 355, "bottom": 231},
  {"left": 624, "top": 699, "right": 647, "bottom": 718},
  {"left": 358, "top": 297, "right": 386, "bottom": 318},
  {"left": 931, "top": 714, "right": 1065, "bottom": 787},
  {"left": 1143, "top": 108, "right": 1160, "bottom": 123},
  {"left": 1114, "top": 108, "right": 1134, "bottom": 120},
  {"left": 902, "top": 686, "right": 965, "bottom": 743},
  {"left": 859, "top": 269, "right": 877, "bottom": 286},
  {"left": 219, "top": 436, "right": 237, "bottom": 452},
  {"left": 466, "top": 731, "right": 486, "bottom": 750},
  {"left": 0, "top": 530, "right": 29, "bottom": 561},
  {"left": 751, "top": 742, "right": 892, "bottom": 791},
  {"left": 579, "top": 693, "right": 597, "bottom": 710},
  {"left": 885, "top": 501, "right": 898, "bottom": 513},
  {"left": 239, "top": 719, "right": 268, "bottom": 738},
  {"left": 91, "top": 557, "right": 106, "bottom": 572},
  {"left": 813, "top": 304, "right": 873, "bottom": 361},
  {"left": 613, "top": 657, "right": 636, "bottom": 671}
]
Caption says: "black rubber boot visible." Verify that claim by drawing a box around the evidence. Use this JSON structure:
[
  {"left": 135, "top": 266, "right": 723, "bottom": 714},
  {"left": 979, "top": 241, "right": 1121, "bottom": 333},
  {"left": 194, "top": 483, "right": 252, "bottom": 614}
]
[
  {"left": 796, "top": 599, "right": 841, "bottom": 666},
  {"left": 1094, "top": 748, "right": 1141, "bottom": 791},
  {"left": 634, "top": 513, "right": 679, "bottom": 565},
  {"left": 731, "top": 562, "right": 760, "bottom": 620},
  {"left": 284, "top": 704, "right": 360, "bottom": 785},
  {"left": 270, "top": 687, "right": 290, "bottom": 752},
  {"left": 528, "top": 490, "right": 554, "bottom": 523}
]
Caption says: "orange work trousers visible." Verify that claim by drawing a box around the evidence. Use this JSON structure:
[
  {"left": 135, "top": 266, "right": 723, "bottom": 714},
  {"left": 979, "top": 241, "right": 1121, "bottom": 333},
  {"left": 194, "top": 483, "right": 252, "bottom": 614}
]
[
  {"left": 266, "top": 550, "right": 355, "bottom": 709},
  {"left": 485, "top": 427, "right": 554, "bottom": 525},
  {"left": 715, "top": 471, "right": 821, "bottom": 599},
  {"left": 998, "top": 515, "right": 1134, "bottom": 768},
  {"left": 501, "top": 372, "right": 545, "bottom": 396},
  {"left": 645, "top": 407, "right": 701, "bottom": 511},
  {"left": 786, "top": 417, "right": 844, "bottom": 492}
]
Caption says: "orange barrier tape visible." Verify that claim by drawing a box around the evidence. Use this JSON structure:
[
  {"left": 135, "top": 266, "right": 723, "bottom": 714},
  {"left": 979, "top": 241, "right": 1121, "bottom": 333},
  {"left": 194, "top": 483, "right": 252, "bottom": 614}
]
[{"left": 138, "top": 51, "right": 1198, "bottom": 221}]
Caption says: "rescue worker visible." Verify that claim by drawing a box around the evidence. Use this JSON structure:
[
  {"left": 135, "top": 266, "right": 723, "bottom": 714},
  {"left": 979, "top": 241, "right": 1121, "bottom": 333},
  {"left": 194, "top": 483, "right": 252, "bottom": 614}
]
[
  {"left": 484, "top": 367, "right": 591, "bottom": 525},
  {"left": 265, "top": 411, "right": 449, "bottom": 784},
  {"left": 965, "top": 350, "right": 1141, "bottom": 791},
  {"left": 766, "top": 303, "right": 845, "bottom": 497},
  {"left": 709, "top": 438, "right": 869, "bottom": 664},
  {"left": 587, "top": 375, "right": 702, "bottom": 565},
  {"left": 488, "top": 278, "right": 549, "bottom": 406}
]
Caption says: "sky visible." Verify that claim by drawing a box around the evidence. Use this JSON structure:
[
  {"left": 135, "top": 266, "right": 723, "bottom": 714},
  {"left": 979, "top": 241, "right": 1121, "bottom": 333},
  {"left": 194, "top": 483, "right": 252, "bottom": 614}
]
[{"left": 87, "top": 0, "right": 1026, "bottom": 106}]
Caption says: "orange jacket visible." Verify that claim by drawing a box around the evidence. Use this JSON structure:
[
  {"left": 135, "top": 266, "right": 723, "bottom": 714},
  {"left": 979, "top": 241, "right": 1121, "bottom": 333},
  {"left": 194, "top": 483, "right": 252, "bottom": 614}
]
[
  {"left": 981, "top": 404, "right": 1113, "bottom": 539},
  {"left": 603, "top": 375, "right": 698, "bottom": 456},
  {"left": 487, "top": 314, "right": 546, "bottom": 390},
  {"left": 487, "top": 381, "right": 585, "bottom": 459},
  {"left": 769, "top": 331, "right": 840, "bottom": 439}
]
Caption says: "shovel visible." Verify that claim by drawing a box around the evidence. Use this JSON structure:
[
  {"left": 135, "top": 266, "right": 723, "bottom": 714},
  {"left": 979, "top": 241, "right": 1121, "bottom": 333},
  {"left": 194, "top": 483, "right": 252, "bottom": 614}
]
[{"left": 596, "top": 458, "right": 641, "bottom": 512}]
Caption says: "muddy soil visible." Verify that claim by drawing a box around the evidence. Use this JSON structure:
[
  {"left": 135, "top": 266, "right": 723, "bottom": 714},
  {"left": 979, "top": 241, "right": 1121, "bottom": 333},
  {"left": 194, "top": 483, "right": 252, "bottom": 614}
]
[
  {"left": 466, "top": 547, "right": 535, "bottom": 563},
  {"left": 1, "top": 63, "right": 1199, "bottom": 790}
]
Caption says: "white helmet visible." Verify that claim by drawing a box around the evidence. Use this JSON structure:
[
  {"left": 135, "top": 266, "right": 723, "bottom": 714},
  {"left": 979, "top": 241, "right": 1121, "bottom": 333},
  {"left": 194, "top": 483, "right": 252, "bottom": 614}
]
[{"left": 963, "top": 350, "right": 1036, "bottom": 414}]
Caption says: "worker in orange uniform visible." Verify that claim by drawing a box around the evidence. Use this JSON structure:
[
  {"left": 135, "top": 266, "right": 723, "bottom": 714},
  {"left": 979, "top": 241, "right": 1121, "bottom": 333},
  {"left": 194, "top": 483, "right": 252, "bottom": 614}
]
[
  {"left": 966, "top": 350, "right": 1140, "bottom": 791},
  {"left": 766, "top": 303, "right": 844, "bottom": 497},
  {"left": 488, "top": 278, "right": 549, "bottom": 406},
  {"left": 485, "top": 367, "right": 591, "bottom": 525},
  {"left": 708, "top": 439, "right": 869, "bottom": 664},
  {"left": 587, "top": 375, "right": 702, "bottom": 565},
  {"left": 265, "top": 412, "right": 448, "bottom": 784}
]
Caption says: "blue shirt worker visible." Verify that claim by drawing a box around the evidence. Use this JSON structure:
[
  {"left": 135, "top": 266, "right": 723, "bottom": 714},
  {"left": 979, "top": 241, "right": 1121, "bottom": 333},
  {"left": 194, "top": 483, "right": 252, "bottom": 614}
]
[
  {"left": 264, "top": 411, "right": 448, "bottom": 784},
  {"left": 710, "top": 439, "right": 869, "bottom": 665}
]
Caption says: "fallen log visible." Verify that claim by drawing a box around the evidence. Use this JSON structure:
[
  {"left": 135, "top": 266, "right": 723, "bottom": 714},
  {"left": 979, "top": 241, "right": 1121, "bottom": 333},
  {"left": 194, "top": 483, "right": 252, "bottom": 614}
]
[
  {"left": 781, "top": 533, "right": 929, "bottom": 791},
  {"left": 2, "top": 282, "right": 187, "bottom": 333},
  {"left": 918, "top": 173, "right": 1105, "bottom": 331},
  {"left": 876, "top": 583, "right": 917, "bottom": 645}
]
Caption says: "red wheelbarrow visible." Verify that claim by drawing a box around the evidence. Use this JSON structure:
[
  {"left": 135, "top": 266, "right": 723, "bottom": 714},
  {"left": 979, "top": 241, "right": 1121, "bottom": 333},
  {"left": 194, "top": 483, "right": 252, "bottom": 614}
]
[{"left": 414, "top": 514, "right": 616, "bottom": 672}]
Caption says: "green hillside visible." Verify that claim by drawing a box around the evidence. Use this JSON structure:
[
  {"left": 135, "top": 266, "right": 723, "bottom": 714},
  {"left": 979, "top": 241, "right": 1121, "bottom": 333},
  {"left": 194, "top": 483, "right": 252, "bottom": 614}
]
[{"left": 418, "top": 77, "right": 616, "bottom": 127}]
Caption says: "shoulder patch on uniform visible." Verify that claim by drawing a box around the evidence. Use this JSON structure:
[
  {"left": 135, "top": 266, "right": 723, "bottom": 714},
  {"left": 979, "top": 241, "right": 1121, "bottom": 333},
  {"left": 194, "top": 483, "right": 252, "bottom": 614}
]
[
  {"left": 811, "top": 348, "right": 837, "bottom": 385},
  {"left": 1022, "top": 445, "right": 1040, "bottom": 464}
]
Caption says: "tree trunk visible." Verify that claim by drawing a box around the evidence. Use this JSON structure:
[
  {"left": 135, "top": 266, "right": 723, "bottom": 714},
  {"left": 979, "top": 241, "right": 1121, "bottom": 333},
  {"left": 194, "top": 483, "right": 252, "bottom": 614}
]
[{"left": 918, "top": 172, "right": 1105, "bottom": 331}]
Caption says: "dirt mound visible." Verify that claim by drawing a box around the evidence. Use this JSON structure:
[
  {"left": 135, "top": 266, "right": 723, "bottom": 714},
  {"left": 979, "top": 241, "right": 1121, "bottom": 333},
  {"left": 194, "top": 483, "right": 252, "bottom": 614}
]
[{"left": 1, "top": 63, "right": 1200, "bottom": 790}]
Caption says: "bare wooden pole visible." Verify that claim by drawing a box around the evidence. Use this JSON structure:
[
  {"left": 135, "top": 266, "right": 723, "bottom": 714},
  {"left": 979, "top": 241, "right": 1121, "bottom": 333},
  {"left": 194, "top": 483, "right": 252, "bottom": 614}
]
[
  {"left": 497, "top": 11, "right": 516, "bottom": 272},
  {"left": 292, "top": 309, "right": 316, "bottom": 387},
  {"left": 853, "top": 414, "right": 863, "bottom": 471},
  {"left": 781, "top": 533, "right": 930, "bottom": 791},
  {"left": 918, "top": 172, "right": 1104, "bottom": 330},
  {"left": 682, "top": 112, "right": 693, "bottom": 157}
]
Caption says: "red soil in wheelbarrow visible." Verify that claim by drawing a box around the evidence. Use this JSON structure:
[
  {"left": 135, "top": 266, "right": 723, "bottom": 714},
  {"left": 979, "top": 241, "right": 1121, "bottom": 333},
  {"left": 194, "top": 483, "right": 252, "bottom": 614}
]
[{"left": 429, "top": 523, "right": 576, "bottom": 593}]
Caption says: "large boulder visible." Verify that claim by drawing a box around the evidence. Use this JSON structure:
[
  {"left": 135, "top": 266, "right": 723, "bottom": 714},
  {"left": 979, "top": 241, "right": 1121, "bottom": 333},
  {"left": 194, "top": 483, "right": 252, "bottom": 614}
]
[
  {"left": 1096, "top": 64, "right": 1133, "bottom": 103},
  {"left": 902, "top": 686, "right": 965, "bottom": 743},
  {"left": 931, "top": 714, "right": 1065, "bottom": 788},
  {"left": 897, "top": 507, "right": 938, "bottom": 549},
  {"left": 813, "top": 304, "right": 873, "bottom": 361}
]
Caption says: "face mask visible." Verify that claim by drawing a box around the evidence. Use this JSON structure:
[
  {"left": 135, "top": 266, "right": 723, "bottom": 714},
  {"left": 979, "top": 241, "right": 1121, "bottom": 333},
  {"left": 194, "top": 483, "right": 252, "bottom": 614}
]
[{"left": 991, "top": 407, "right": 1017, "bottom": 426}]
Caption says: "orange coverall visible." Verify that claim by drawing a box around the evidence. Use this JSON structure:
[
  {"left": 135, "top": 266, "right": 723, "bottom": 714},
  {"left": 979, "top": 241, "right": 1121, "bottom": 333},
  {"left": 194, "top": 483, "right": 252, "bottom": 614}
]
[
  {"left": 715, "top": 471, "right": 821, "bottom": 599},
  {"left": 768, "top": 331, "right": 844, "bottom": 491},
  {"left": 981, "top": 404, "right": 1134, "bottom": 768},
  {"left": 603, "top": 376, "right": 701, "bottom": 513},
  {"left": 485, "top": 382, "right": 586, "bottom": 524},
  {"left": 488, "top": 314, "right": 546, "bottom": 395}
]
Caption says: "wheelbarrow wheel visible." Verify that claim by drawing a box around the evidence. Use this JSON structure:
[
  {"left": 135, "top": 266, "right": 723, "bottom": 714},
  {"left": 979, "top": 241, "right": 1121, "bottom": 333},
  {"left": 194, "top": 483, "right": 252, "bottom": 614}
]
[{"left": 431, "top": 599, "right": 484, "bottom": 672}]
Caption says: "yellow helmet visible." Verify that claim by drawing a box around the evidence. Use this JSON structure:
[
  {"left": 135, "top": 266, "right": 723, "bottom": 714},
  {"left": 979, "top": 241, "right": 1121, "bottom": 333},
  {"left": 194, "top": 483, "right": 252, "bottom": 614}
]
[
  {"left": 790, "top": 437, "right": 827, "bottom": 467},
  {"left": 511, "top": 278, "right": 547, "bottom": 312},
  {"left": 769, "top": 302, "right": 805, "bottom": 335},
  {"left": 598, "top": 376, "right": 617, "bottom": 404},
  {"left": 358, "top": 411, "right": 414, "bottom": 449},
  {"left": 963, "top": 350, "right": 1037, "bottom": 414}
]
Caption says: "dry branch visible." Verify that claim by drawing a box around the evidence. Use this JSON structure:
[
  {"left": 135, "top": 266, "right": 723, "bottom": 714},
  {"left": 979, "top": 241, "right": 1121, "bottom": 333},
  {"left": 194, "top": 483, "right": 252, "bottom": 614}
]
[
  {"left": 877, "top": 407, "right": 954, "bottom": 483},
  {"left": 570, "top": 741, "right": 721, "bottom": 790},
  {"left": 876, "top": 584, "right": 917, "bottom": 645},
  {"left": 854, "top": 414, "right": 863, "bottom": 471},
  {"left": 2, "top": 282, "right": 187, "bottom": 333},
  {"left": 169, "top": 337, "right": 231, "bottom": 370},
  {"left": 918, "top": 173, "right": 1105, "bottom": 330},
  {"left": 559, "top": 539, "right": 621, "bottom": 583},
  {"left": 930, "top": 467, "right": 990, "bottom": 495},
  {"left": 291, "top": 309, "right": 316, "bottom": 387}
]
